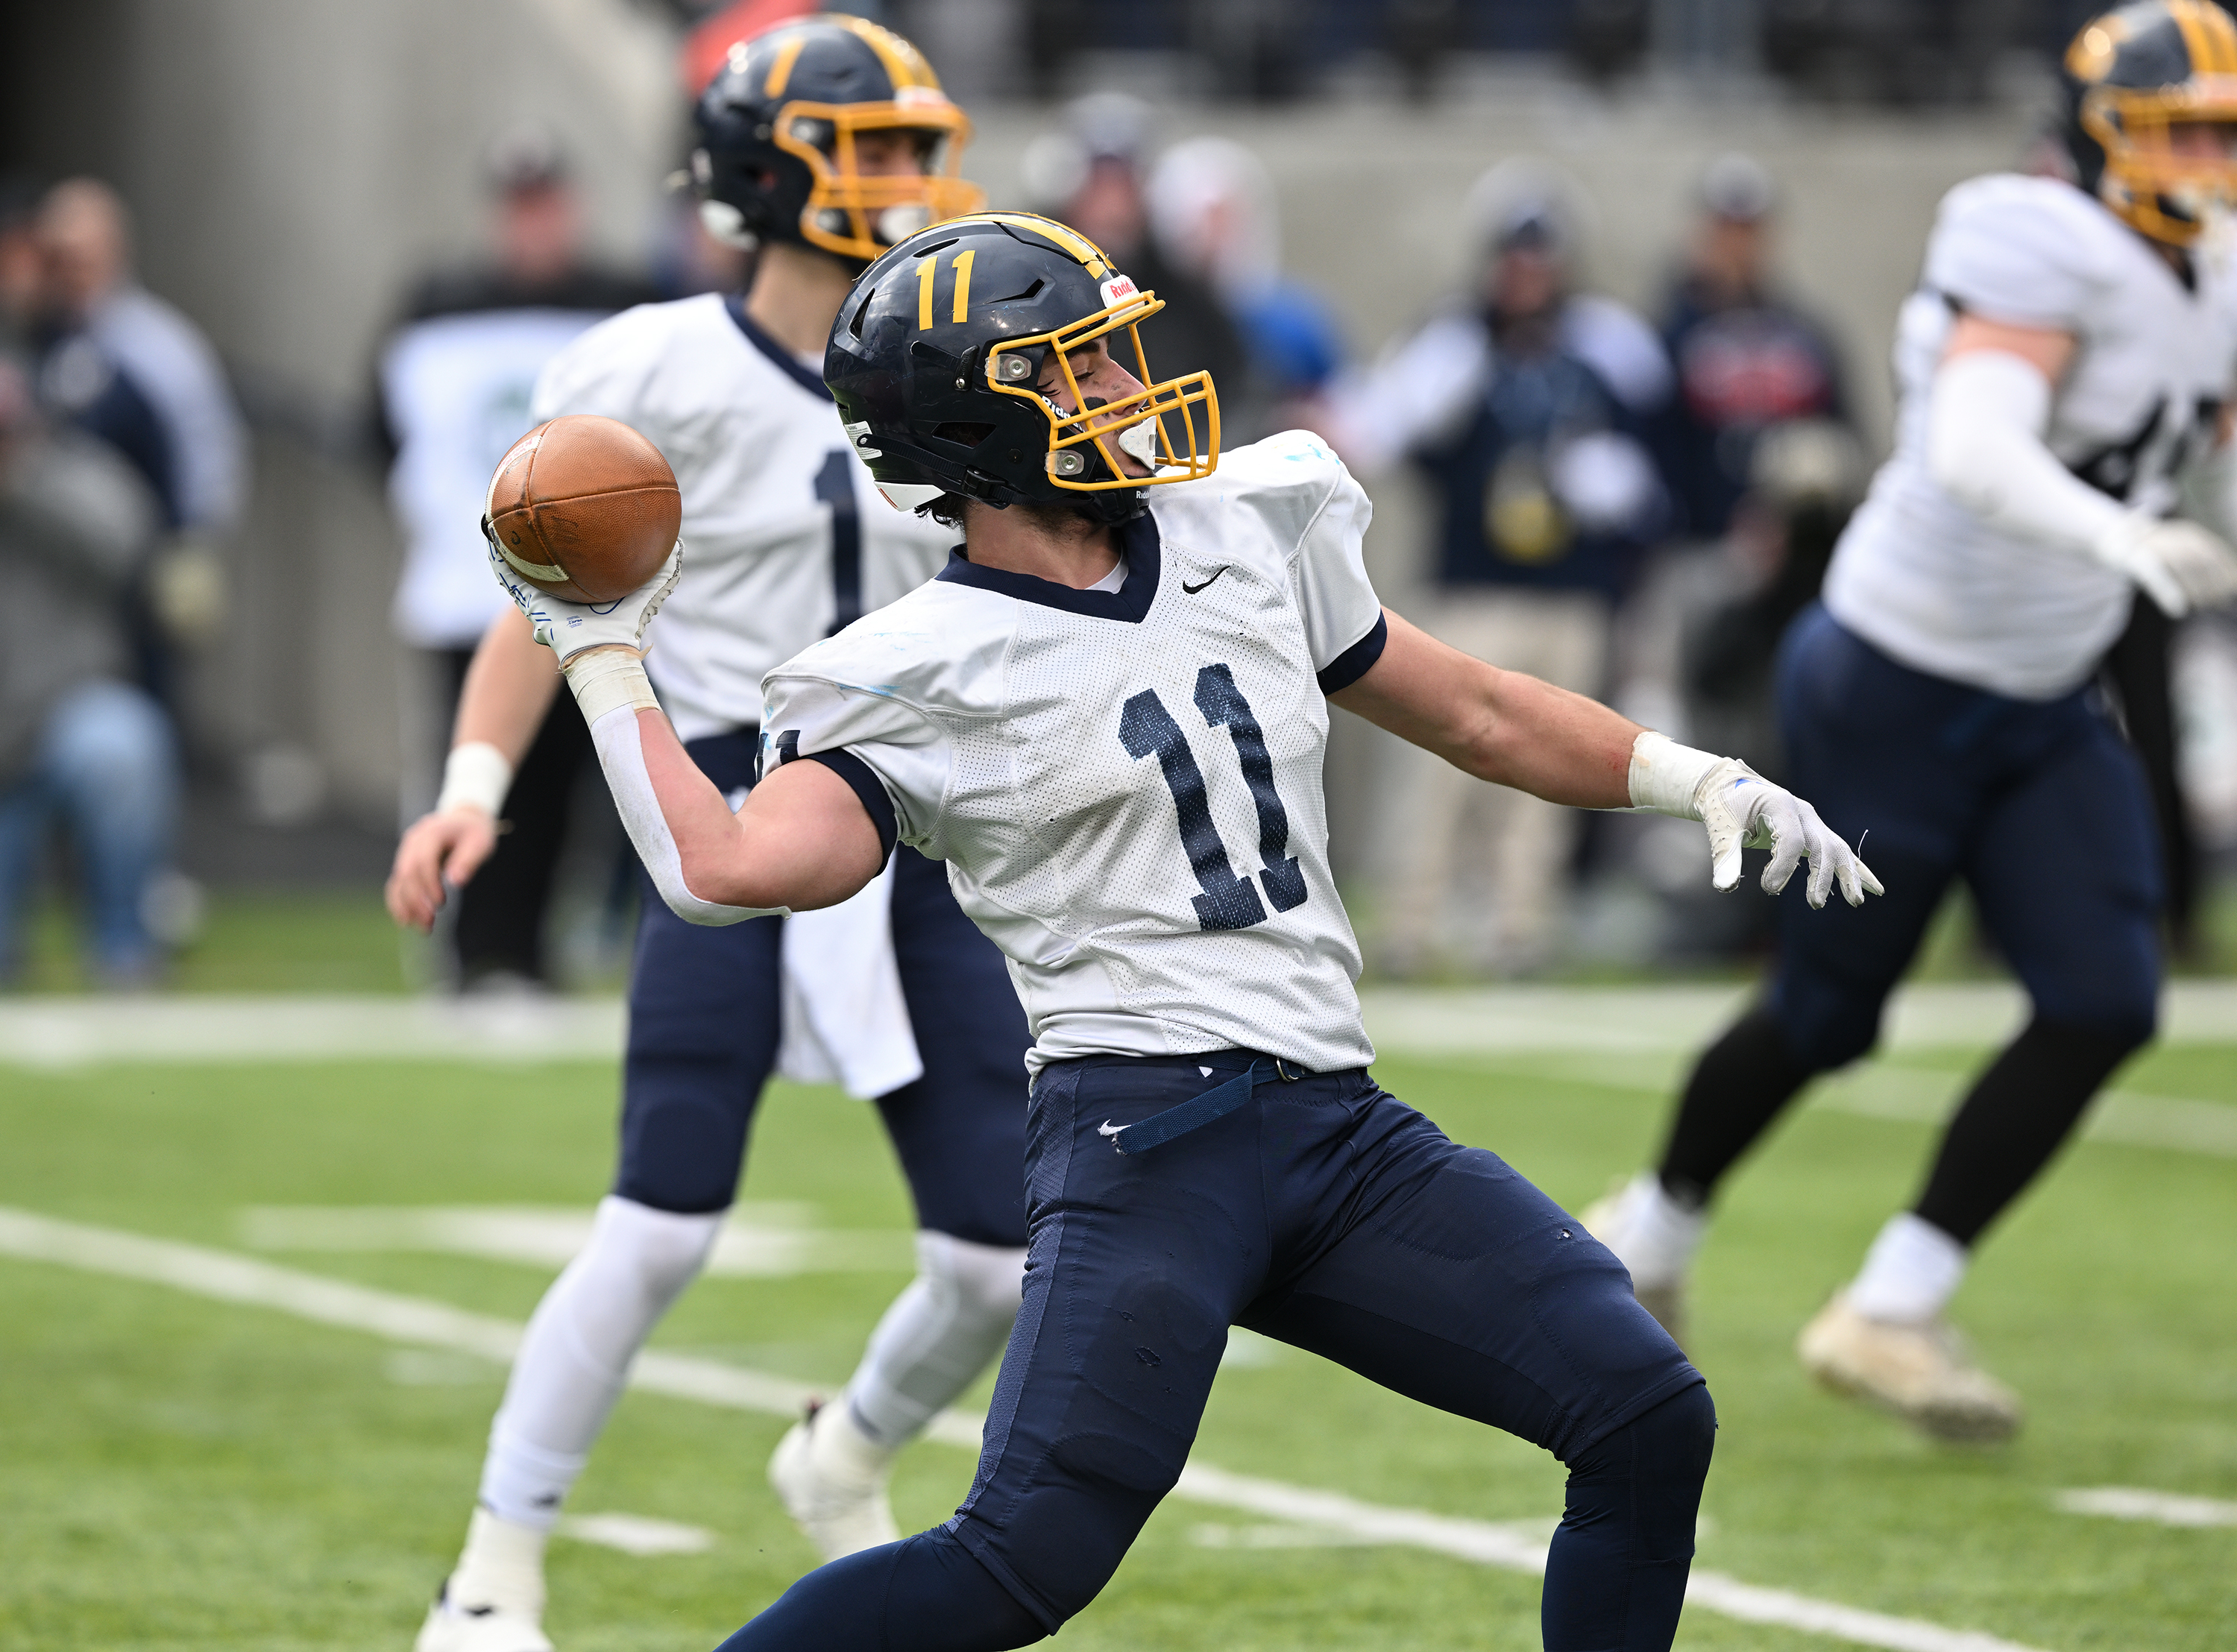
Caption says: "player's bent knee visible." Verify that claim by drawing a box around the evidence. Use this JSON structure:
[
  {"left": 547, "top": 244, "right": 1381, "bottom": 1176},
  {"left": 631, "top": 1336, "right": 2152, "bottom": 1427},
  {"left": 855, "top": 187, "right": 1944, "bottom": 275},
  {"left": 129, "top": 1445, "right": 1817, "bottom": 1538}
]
[
  {"left": 919, "top": 1230, "right": 1025, "bottom": 1324},
  {"left": 589, "top": 1195, "right": 723, "bottom": 1302}
]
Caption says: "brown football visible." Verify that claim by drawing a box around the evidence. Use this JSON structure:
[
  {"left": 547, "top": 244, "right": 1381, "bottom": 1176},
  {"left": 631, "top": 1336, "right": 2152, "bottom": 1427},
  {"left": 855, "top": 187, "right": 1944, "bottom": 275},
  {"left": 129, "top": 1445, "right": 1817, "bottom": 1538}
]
[{"left": 485, "top": 414, "right": 682, "bottom": 603}]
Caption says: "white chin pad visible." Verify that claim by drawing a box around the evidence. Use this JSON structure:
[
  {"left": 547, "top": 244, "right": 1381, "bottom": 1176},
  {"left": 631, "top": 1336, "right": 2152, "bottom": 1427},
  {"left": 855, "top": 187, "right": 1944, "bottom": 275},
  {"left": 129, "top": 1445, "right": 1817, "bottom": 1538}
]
[
  {"left": 1116, "top": 416, "right": 1162, "bottom": 467},
  {"left": 698, "top": 198, "right": 758, "bottom": 250}
]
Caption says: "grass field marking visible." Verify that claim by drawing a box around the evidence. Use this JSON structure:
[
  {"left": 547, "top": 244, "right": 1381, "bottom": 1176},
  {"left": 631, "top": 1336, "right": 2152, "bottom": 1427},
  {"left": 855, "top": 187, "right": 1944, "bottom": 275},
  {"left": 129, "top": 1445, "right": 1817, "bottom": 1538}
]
[
  {"left": 1442, "top": 1052, "right": 2237, "bottom": 1161},
  {"left": 2054, "top": 1487, "right": 2237, "bottom": 1528},
  {"left": 238, "top": 1204, "right": 913, "bottom": 1277},
  {"left": 4, "top": 983, "right": 2231, "bottom": 1068},
  {"left": 559, "top": 1513, "right": 716, "bottom": 1555},
  {"left": 1168, "top": 1463, "right": 2053, "bottom": 1652},
  {"left": 0, "top": 1203, "right": 2057, "bottom": 1652}
]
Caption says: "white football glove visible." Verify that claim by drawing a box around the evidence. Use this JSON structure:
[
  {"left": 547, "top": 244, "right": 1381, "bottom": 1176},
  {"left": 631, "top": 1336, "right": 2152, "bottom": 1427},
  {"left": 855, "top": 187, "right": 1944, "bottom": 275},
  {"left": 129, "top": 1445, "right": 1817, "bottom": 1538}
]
[
  {"left": 1629, "top": 731, "right": 1882, "bottom": 909},
  {"left": 485, "top": 519, "right": 684, "bottom": 663},
  {"left": 2089, "top": 515, "right": 2237, "bottom": 618}
]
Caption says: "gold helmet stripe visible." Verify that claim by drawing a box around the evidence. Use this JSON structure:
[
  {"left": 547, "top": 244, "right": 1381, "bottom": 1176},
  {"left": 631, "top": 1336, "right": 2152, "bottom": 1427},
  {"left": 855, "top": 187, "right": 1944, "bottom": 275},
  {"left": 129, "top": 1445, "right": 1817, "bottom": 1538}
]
[
  {"left": 2172, "top": 0, "right": 2237, "bottom": 75},
  {"left": 818, "top": 13, "right": 934, "bottom": 91},
  {"left": 937, "top": 212, "right": 1112, "bottom": 279},
  {"left": 2200, "top": 1, "right": 2237, "bottom": 73},
  {"left": 762, "top": 30, "right": 809, "bottom": 98}
]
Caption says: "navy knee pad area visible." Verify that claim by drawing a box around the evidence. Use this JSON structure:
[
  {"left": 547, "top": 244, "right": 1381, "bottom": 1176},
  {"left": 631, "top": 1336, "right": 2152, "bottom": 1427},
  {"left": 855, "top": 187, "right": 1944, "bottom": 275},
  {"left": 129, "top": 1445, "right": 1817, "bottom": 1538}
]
[{"left": 1542, "top": 1382, "right": 1717, "bottom": 1652}]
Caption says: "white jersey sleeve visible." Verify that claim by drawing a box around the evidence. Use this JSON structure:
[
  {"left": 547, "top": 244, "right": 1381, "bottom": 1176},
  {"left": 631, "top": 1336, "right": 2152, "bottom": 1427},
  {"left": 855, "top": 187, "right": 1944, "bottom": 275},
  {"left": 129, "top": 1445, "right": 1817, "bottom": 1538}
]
[
  {"left": 1281, "top": 439, "right": 1387, "bottom": 684},
  {"left": 756, "top": 672, "right": 953, "bottom": 854},
  {"left": 1922, "top": 174, "right": 2115, "bottom": 332}
]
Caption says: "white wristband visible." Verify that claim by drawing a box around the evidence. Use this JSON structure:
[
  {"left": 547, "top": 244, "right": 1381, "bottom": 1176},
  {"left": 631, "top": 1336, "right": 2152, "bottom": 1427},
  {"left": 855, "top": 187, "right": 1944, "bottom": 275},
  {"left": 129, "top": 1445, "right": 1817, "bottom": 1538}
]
[
  {"left": 563, "top": 648, "right": 662, "bottom": 725},
  {"left": 435, "top": 741, "right": 512, "bottom": 817},
  {"left": 1626, "top": 730, "right": 1721, "bottom": 819}
]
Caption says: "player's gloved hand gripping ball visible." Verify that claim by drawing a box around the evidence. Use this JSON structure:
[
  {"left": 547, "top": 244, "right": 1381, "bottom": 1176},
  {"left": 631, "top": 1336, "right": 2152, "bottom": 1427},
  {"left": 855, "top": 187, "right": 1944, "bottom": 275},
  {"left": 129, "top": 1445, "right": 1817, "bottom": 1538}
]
[
  {"left": 482, "top": 414, "right": 685, "bottom": 662},
  {"left": 1629, "top": 731, "right": 1883, "bottom": 909}
]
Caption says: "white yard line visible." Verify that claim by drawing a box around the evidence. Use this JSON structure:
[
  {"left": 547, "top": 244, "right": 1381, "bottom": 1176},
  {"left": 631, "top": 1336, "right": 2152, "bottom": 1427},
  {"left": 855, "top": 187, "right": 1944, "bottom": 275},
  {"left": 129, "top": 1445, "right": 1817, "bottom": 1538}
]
[
  {"left": 1, "top": 982, "right": 2231, "bottom": 1070},
  {"left": 559, "top": 1512, "right": 716, "bottom": 1555},
  {"left": 0, "top": 1205, "right": 2052, "bottom": 1652},
  {"left": 2054, "top": 1487, "right": 2237, "bottom": 1528}
]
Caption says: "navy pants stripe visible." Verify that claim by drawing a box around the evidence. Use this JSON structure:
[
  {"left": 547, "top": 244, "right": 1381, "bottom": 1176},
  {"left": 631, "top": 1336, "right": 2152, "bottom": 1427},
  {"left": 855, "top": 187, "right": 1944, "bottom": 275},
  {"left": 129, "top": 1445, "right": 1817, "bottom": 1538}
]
[
  {"left": 1767, "top": 606, "right": 2161, "bottom": 1071},
  {"left": 957, "top": 1052, "right": 1702, "bottom": 1631},
  {"left": 613, "top": 731, "right": 1029, "bottom": 1247}
]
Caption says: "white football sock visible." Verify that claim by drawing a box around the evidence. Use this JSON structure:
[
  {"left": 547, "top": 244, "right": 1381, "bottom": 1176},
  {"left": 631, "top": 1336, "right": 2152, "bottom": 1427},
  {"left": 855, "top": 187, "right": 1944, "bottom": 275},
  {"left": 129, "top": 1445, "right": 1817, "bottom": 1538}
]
[
  {"left": 1600, "top": 1171, "right": 1708, "bottom": 1290},
  {"left": 1846, "top": 1212, "right": 1969, "bottom": 1324},
  {"left": 475, "top": 1196, "right": 722, "bottom": 1528},
  {"left": 447, "top": 1506, "right": 547, "bottom": 1619},
  {"left": 844, "top": 1229, "right": 1025, "bottom": 1446}
]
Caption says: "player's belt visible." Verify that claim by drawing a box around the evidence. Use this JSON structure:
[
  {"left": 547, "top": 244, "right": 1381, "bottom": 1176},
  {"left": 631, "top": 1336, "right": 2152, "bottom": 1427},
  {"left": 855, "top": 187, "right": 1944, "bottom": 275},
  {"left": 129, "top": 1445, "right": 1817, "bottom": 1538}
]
[{"left": 1100, "top": 1056, "right": 1304, "bottom": 1156}]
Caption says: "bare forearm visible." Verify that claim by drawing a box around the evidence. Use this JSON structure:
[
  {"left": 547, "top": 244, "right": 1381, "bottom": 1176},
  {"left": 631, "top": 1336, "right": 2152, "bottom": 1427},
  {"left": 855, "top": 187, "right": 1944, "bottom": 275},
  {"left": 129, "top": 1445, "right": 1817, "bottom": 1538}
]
[
  {"left": 454, "top": 608, "right": 562, "bottom": 763},
  {"left": 1331, "top": 611, "right": 1636, "bottom": 807}
]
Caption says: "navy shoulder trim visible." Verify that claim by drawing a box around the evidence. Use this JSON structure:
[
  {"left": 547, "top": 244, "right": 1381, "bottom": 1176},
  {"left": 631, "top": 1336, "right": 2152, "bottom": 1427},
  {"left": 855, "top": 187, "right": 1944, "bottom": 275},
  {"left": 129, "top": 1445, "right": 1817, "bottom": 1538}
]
[
  {"left": 803, "top": 749, "right": 897, "bottom": 868},
  {"left": 725, "top": 295, "right": 832, "bottom": 402},
  {"left": 934, "top": 509, "right": 1160, "bottom": 622},
  {"left": 1316, "top": 612, "right": 1388, "bottom": 695}
]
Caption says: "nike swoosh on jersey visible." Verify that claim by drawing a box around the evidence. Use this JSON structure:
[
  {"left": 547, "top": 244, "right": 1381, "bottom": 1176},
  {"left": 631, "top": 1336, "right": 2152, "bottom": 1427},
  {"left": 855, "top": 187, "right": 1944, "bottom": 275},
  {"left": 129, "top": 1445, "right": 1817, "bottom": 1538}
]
[{"left": 1181, "top": 566, "right": 1230, "bottom": 594}]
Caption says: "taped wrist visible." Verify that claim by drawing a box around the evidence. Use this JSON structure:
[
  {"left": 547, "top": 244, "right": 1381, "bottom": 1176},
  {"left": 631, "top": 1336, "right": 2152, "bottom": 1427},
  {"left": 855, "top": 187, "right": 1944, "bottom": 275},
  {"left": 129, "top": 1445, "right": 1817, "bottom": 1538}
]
[
  {"left": 570, "top": 658, "right": 781, "bottom": 928},
  {"left": 436, "top": 741, "right": 512, "bottom": 817},
  {"left": 562, "top": 647, "right": 662, "bottom": 723},
  {"left": 1626, "top": 731, "right": 1722, "bottom": 820}
]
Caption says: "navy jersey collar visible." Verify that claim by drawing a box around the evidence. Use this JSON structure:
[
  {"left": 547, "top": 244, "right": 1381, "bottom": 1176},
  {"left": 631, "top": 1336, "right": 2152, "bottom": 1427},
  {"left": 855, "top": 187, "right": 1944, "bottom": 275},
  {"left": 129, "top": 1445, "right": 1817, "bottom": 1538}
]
[
  {"left": 725, "top": 294, "right": 831, "bottom": 401},
  {"left": 934, "top": 510, "right": 1161, "bottom": 622}
]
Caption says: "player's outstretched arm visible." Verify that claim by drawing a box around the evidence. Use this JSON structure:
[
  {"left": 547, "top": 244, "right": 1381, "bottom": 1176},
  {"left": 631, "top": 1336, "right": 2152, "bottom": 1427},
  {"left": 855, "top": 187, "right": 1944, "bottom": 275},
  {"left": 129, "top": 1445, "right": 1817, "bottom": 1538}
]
[
  {"left": 385, "top": 608, "right": 564, "bottom": 933},
  {"left": 1331, "top": 609, "right": 1881, "bottom": 907}
]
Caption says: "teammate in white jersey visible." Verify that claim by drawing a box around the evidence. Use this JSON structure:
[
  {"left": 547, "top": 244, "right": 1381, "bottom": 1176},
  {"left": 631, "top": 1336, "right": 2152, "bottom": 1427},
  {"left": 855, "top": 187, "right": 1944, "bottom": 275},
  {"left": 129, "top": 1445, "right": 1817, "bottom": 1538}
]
[
  {"left": 494, "top": 210, "right": 1877, "bottom": 1650},
  {"left": 386, "top": 22, "right": 1033, "bottom": 1652},
  {"left": 1585, "top": 0, "right": 2237, "bottom": 1443}
]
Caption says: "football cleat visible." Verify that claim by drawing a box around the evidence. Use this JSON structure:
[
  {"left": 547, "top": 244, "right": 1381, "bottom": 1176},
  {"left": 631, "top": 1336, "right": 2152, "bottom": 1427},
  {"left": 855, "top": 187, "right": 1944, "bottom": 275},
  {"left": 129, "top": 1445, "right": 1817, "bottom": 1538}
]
[
  {"left": 1579, "top": 1172, "right": 1703, "bottom": 1350},
  {"left": 767, "top": 1397, "right": 902, "bottom": 1560},
  {"left": 1796, "top": 1291, "right": 2024, "bottom": 1443},
  {"left": 412, "top": 1583, "right": 553, "bottom": 1652}
]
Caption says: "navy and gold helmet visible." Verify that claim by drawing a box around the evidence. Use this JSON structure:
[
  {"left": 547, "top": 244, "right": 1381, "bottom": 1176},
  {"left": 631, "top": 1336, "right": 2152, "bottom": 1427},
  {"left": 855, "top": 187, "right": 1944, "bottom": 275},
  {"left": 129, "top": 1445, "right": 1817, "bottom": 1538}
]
[
  {"left": 2062, "top": 0, "right": 2237, "bottom": 245},
  {"left": 825, "top": 212, "right": 1221, "bottom": 525},
  {"left": 691, "top": 14, "right": 982, "bottom": 268}
]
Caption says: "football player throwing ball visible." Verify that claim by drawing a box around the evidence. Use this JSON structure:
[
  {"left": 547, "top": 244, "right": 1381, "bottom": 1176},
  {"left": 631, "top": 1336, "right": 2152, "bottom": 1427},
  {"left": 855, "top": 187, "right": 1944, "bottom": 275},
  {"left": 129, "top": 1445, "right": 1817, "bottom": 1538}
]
[{"left": 498, "top": 212, "right": 1878, "bottom": 1650}]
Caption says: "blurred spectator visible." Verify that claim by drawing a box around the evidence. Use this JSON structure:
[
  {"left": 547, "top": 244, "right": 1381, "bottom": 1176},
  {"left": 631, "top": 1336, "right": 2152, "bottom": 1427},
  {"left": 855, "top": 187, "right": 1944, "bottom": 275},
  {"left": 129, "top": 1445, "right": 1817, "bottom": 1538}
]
[
  {"left": 31, "top": 179, "right": 245, "bottom": 539},
  {"left": 1651, "top": 154, "right": 1849, "bottom": 543},
  {"left": 0, "top": 354, "right": 174, "bottom": 987},
  {"left": 1021, "top": 94, "right": 1251, "bottom": 450},
  {"left": 375, "top": 126, "right": 658, "bottom": 991},
  {"left": 1338, "top": 161, "right": 1669, "bottom": 976},
  {"left": 1147, "top": 135, "right": 1346, "bottom": 440}
]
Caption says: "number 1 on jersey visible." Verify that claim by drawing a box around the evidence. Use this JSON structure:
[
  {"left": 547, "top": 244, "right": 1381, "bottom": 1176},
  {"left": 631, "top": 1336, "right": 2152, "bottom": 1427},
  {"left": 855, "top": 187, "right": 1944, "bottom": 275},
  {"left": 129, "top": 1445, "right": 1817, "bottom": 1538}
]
[{"left": 1121, "top": 663, "right": 1308, "bottom": 931}]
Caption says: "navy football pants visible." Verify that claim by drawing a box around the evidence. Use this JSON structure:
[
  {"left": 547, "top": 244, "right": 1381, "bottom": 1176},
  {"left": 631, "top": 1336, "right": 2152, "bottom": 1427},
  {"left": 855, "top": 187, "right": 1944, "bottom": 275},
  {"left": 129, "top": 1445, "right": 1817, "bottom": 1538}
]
[
  {"left": 719, "top": 1053, "right": 1712, "bottom": 1649},
  {"left": 1766, "top": 606, "right": 2160, "bottom": 1067},
  {"left": 611, "top": 731, "right": 1028, "bottom": 1247}
]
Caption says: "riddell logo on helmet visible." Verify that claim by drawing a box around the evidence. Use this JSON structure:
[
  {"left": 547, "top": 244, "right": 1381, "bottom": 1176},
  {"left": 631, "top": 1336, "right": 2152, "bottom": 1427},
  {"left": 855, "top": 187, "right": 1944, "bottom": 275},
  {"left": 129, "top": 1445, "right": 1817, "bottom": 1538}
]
[{"left": 1100, "top": 274, "right": 1139, "bottom": 305}]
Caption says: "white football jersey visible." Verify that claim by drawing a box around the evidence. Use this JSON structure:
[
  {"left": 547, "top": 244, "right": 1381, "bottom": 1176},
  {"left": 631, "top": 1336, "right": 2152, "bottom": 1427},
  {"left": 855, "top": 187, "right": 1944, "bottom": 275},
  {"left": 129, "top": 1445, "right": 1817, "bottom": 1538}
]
[
  {"left": 1825, "top": 174, "right": 2237, "bottom": 699},
  {"left": 530, "top": 293, "right": 957, "bottom": 741},
  {"left": 386, "top": 306, "right": 610, "bottom": 648},
  {"left": 759, "top": 431, "right": 1388, "bottom": 1078}
]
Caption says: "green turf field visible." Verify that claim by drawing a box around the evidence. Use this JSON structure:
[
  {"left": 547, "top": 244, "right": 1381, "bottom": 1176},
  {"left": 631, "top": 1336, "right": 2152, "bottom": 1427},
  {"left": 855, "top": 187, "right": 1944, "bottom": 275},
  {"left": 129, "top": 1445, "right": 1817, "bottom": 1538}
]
[{"left": 2, "top": 1038, "right": 2233, "bottom": 1651}]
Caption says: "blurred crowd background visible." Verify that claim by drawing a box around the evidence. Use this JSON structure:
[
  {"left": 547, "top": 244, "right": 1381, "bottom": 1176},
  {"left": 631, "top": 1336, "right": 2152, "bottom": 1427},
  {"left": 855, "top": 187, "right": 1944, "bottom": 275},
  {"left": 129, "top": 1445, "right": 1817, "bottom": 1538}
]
[{"left": 1, "top": 0, "right": 2233, "bottom": 991}]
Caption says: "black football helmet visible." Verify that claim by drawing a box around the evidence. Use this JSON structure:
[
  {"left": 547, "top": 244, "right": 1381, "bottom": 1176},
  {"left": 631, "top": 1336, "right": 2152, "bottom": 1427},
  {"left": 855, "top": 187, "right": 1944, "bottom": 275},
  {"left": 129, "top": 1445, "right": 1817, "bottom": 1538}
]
[
  {"left": 825, "top": 212, "right": 1221, "bottom": 526},
  {"left": 2061, "top": 0, "right": 2237, "bottom": 245},
  {"left": 691, "top": 14, "right": 982, "bottom": 268}
]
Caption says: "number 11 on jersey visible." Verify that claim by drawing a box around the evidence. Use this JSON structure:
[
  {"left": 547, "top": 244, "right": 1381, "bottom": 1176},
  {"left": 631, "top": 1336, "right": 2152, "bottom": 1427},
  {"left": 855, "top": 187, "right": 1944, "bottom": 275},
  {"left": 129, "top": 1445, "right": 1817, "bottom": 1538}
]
[{"left": 1121, "top": 663, "right": 1309, "bottom": 933}]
